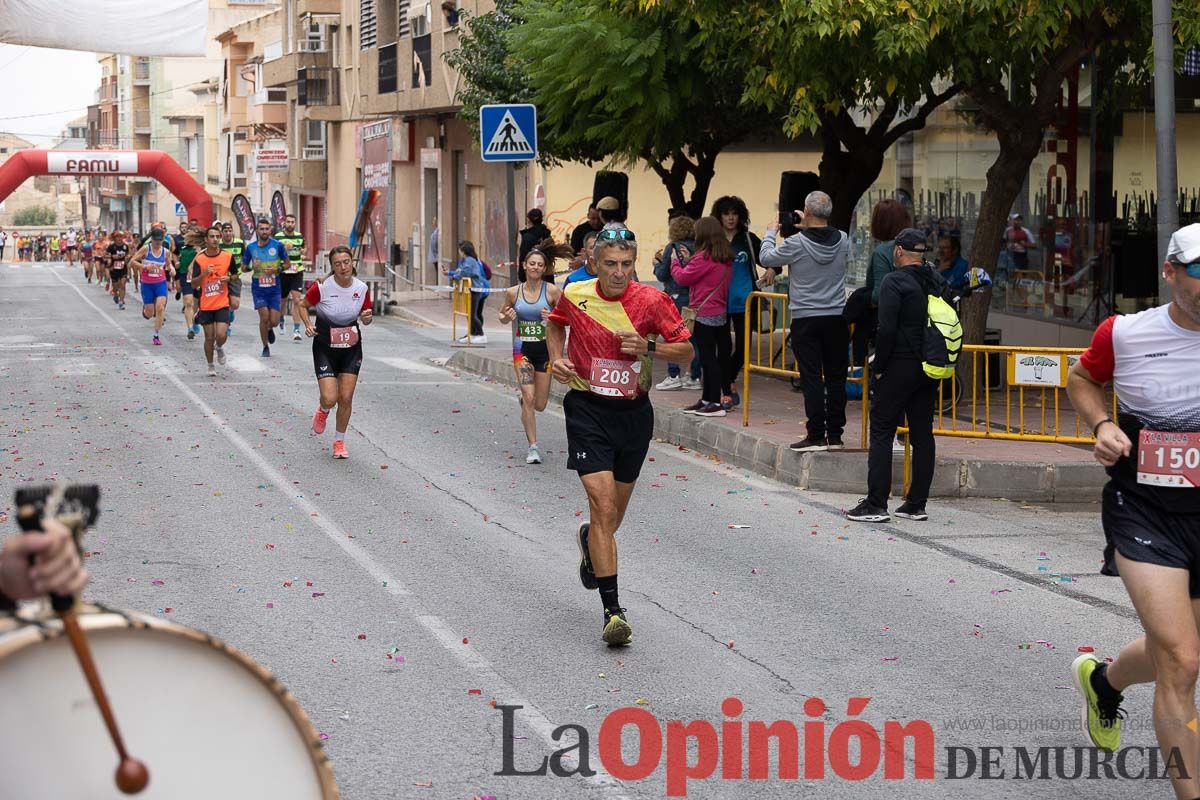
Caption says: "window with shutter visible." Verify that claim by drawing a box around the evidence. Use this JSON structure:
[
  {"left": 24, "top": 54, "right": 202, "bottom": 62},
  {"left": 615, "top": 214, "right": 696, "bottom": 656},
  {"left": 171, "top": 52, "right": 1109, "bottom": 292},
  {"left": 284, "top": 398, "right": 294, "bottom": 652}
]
[{"left": 360, "top": 0, "right": 377, "bottom": 49}]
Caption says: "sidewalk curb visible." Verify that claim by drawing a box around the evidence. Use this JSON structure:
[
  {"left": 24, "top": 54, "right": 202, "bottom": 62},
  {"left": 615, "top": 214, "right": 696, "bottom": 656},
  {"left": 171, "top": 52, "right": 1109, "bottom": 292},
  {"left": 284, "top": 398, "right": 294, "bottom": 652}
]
[
  {"left": 388, "top": 304, "right": 440, "bottom": 327},
  {"left": 446, "top": 350, "right": 1107, "bottom": 502}
]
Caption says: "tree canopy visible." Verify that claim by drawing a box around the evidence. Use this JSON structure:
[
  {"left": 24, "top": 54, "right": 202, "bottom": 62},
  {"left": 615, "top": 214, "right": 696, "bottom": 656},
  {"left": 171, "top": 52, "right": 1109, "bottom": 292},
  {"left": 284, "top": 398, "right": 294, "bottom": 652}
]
[{"left": 446, "top": 0, "right": 782, "bottom": 217}]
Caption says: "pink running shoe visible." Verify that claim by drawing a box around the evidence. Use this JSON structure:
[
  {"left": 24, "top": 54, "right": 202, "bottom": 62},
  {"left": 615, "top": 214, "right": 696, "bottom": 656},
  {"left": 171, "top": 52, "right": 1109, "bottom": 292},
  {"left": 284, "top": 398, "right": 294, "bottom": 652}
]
[
  {"left": 312, "top": 407, "right": 329, "bottom": 435},
  {"left": 332, "top": 440, "right": 348, "bottom": 459}
]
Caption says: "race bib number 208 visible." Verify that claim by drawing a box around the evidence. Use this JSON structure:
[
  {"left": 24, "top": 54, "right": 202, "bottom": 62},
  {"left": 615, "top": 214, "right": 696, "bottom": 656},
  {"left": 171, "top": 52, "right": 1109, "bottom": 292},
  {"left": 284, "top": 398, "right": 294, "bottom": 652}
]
[
  {"left": 588, "top": 358, "right": 639, "bottom": 399},
  {"left": 1137, "top": 430, "right": 1200, "bottom": 487}
]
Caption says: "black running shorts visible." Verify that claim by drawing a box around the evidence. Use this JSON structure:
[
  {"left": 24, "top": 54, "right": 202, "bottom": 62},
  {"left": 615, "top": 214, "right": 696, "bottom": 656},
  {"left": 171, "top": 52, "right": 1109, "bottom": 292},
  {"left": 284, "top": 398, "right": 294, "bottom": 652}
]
[
  {"left": 313, "top": 339, "right": 363, "bottom": 380},
  {"left": 1102, "top": 482, "right": 1200, "bottom": 597},
  {"left": 280, "top": 272, "right": 305, "bottom": 297},
  {"left": 110, "top": 268, "right": 128, "bottom": 282},
  {"left": 564, "top": 390, "right": 654, "bottom": 484},
  {"left": 195, "top": 308, "right": 231, "bottom": 326},
  {"left": 521, "top": 341, "right": 550, "bottom": 373}
]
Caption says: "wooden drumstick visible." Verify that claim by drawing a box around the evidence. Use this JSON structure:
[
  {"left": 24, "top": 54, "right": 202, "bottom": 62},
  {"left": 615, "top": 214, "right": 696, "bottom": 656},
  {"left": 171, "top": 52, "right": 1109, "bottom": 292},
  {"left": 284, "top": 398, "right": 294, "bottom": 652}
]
[{"left": 16, "top": 485, "right": 150, "bottom": 795}]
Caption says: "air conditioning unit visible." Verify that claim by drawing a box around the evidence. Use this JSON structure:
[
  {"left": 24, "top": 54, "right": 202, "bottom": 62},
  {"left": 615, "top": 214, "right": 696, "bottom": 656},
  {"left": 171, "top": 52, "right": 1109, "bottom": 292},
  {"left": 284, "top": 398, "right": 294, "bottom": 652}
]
[{"left": 233, "top": 131, "right": 248, "bottom": 141}]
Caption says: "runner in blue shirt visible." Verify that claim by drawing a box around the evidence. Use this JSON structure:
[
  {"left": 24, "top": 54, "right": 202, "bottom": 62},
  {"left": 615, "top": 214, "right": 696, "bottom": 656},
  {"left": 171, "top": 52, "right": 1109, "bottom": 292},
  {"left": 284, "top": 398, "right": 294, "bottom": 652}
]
[
  {"left": 242, "top": 217, "right": 287, "bottom": 357},
  {"left": 562, "top": 230, "right": 601, "bottom": 286}
]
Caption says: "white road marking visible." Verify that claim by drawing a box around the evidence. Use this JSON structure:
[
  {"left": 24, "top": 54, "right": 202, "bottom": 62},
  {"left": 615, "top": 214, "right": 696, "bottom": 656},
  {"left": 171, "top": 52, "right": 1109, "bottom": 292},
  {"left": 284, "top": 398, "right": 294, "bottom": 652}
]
[
  {"left": 50, "top": 269, "right": 634, "bottom": 800},
  {"left": 213, "top": 379, "right": 462, "bottom": 386},
  {"left": 224, "top": 354, "right": 267, "bottom": 373},
  {"left": 370, "top": 355, "right": 446, "bottom": 374}
]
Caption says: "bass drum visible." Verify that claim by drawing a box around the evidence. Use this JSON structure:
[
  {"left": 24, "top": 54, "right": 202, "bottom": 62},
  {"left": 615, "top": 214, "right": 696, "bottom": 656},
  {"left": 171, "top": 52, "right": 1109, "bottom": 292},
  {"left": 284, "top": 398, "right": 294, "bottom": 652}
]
[{"left": 0, "top": 604, "right": 339, "bottom": 799}]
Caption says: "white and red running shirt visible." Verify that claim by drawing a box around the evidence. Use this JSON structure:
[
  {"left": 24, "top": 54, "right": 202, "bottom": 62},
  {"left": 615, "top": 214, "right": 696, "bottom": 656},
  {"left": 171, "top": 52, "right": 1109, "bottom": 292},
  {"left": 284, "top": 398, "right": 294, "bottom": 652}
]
[
  {"left": 1080, "top": 305, "right": 1200, "bottom": 510},
  {"left": 305, "top": 276, "right": 372, "bottom": 327}
]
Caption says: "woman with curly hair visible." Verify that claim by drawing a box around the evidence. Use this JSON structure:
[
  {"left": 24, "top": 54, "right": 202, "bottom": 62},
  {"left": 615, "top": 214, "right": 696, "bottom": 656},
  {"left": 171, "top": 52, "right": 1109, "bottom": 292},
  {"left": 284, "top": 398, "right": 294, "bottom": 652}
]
[
  {"left": 498, "top": 238, "right": 572, "bottom": 464},
  {"left": 710, "top": 195, "right": 763, "bottom": 409}
]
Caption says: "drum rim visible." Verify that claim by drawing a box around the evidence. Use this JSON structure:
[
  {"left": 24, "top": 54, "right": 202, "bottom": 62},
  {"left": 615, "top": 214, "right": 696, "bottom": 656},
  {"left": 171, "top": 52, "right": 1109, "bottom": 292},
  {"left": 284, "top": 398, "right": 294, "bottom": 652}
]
[{"left": 0, "top": 604, "right": 340, "bottom": 800}]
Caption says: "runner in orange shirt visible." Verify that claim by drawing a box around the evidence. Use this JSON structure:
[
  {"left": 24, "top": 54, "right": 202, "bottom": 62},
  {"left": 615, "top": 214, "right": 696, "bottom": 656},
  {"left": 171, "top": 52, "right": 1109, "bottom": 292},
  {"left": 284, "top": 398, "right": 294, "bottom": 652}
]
[{"left": 189, "top": 226, "right": 233, "bottom": 376}]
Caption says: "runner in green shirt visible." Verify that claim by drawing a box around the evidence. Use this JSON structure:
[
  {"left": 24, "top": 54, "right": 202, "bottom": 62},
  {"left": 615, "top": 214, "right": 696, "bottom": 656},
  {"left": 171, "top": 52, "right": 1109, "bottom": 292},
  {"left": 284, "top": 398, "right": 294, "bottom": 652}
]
[
  {"left": 220, "top": 223, "right": 245, "bottom": 335},
  {"left": 277, "top": 213, "right": 307, "bottom": 341}
]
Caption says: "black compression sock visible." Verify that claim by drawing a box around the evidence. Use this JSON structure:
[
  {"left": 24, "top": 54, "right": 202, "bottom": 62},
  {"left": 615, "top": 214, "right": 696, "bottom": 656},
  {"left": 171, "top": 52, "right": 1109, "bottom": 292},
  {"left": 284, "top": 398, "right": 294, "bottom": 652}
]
[
  {"left": 597, "top": 575, "right": 620, "bottom": 611},
  {"left": 1091, "top": 662, "right": 1121, "bottom": 698}
]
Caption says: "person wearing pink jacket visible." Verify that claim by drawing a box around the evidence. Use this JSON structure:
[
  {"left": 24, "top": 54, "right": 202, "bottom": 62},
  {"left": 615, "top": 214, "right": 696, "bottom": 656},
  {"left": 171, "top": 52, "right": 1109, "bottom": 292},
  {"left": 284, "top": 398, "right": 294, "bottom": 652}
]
[{"left": 671, "top": 216, "right": 733, "bottom": 417}]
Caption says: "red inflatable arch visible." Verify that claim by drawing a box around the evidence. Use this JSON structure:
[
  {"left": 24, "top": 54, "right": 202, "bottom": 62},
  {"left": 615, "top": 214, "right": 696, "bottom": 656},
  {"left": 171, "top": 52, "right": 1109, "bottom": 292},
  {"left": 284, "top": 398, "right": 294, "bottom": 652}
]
[{"left": 0, "top": 150, "right": 213, "bottom": 225}]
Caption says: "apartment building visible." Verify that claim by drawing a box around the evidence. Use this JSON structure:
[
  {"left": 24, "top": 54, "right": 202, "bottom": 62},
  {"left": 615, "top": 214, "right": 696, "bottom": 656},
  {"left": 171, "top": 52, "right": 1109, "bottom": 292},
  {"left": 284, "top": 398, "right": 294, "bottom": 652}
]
[
  {"left": 258, "top": 0, "right": 519, "bottom": 287},
  {"left": 87, "top": 1, "right": 281, "bottom": 232},
  {"left": 213, "top": 7, "right": 289, "bottom": 224}
]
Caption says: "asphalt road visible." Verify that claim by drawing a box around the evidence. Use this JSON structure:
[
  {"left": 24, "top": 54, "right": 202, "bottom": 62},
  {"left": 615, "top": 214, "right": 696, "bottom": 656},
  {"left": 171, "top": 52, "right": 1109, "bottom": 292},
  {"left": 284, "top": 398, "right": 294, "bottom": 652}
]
[{"left": 0, "top": 262, "right": 1167, "bottom": 799}]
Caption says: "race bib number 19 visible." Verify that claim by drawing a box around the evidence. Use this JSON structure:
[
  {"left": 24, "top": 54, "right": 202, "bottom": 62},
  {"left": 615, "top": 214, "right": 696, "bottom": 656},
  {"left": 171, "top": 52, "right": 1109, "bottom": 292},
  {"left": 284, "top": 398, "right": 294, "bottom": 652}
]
[
  {"left": 329, "top": 326, "right": 359, "bottom": 349},
  {"left": 588, "top": 358, "right": 639, "bottom": 399},
  {"left": 1137, "top": 430, "right": 1200, "bottom": 487}
]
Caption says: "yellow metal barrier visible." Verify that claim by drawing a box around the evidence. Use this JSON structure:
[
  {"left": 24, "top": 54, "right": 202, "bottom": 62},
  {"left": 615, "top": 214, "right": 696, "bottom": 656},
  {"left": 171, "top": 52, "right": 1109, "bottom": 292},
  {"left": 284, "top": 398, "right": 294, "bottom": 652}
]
[
  {"left": 741, "top": 290, "right": 869, "bottom": 449},
  {"left": 897, "top": 344, "right": 1118, "bottom": 493},
  {"left": 898, "top": 345, "right": 1117, "bottom": 444},
  {"left": 451, "top": 277, "right": 474, "bottom": 345}
]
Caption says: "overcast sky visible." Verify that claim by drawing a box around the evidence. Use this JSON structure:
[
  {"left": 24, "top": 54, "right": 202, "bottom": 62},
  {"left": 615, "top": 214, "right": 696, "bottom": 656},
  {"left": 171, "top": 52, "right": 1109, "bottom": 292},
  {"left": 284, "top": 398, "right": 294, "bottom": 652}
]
[{"left": 0, "top": 44, "right": 101, "bottom": 144}]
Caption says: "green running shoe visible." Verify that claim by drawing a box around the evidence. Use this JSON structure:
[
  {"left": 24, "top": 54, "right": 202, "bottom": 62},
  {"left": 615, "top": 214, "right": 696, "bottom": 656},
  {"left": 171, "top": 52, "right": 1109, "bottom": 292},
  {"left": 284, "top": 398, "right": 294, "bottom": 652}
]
[
  {"left": 602, "top": 608, "right": 632, "bottom": 646},
  {"left": 1071, "top": 653, "right": 1124, "bottom": 751}
]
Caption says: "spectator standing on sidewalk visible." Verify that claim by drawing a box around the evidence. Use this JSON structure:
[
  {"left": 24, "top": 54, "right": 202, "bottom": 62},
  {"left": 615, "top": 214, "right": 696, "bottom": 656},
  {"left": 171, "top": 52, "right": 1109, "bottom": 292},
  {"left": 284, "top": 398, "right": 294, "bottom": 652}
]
[
  {"left": 570, "top": 203, "right": 603, "bottom": 255},
  {"left": 672, "top": 216, "right": 733, "bottom": 417},
  {"left": 518, "top": 208, "right": 553, "bottom": 280},
  {"left": 759, "top": 191, "right": 850, "bottom": 451},
  {"left": 596, "top": 196, "right": 624, "bottom": 225},
  {"left": 711, "top": 196, "right": 763, "bottom": 409},
  {"left": 847, "top": 229, "right": 945, "bottom": 524},
  {"left": 654, "top": 215, "right": 701, "bottom": 391},
  {"left": 446, "top": 240, "right": 490, "bottom": 344}
]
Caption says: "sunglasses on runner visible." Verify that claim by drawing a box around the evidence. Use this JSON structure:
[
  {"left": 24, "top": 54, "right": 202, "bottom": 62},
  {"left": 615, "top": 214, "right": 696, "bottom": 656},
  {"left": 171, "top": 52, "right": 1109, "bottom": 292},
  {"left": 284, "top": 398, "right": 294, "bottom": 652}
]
[
  {"left": 597, "top": 228, "right": 636, "bottom": 243},
  {"left": 1171, "top": 260, "right": 1200, "bottom": 279}
]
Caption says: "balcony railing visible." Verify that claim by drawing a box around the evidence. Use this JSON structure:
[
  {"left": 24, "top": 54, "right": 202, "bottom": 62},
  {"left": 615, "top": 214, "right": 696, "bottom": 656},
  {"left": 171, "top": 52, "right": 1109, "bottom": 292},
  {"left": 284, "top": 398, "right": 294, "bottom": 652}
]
[
  {"left": 134, "top": 58, "right": 150, "bottom": 83},
  {"left": 298, "top": 67, "right": 338, "bottom": 106},
  {"left": 133, "top": 109, "right": 151, "bottom": 130},
  {"left": 249, "top": 87, "right": 288, "bottom": 105},
  {"left": 297, "top": 39, "right": 328, "bottom": 53},
  {"left": 302, "top": 145, "right": 326, "bottom": 160}
]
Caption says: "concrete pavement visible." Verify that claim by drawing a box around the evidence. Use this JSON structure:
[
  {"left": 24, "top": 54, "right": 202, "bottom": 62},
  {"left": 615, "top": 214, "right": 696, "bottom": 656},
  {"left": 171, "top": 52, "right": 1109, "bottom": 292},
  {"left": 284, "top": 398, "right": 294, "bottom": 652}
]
[{"left": 0, "top": 262, "right": 1167, "bottom": 799}]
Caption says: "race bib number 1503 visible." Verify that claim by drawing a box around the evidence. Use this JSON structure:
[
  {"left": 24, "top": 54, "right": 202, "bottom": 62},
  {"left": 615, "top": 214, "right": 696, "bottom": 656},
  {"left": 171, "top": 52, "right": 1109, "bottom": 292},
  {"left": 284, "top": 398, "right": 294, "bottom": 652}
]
[{"left": 1137, "top": 430, "right": 1200, "bottom": 488}]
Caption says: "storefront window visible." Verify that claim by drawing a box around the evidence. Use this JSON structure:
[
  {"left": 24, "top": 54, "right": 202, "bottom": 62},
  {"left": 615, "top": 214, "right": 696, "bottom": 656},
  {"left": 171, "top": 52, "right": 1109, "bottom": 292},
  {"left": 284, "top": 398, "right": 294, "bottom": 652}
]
[{"left": 849, "top": 61, "right": 1199, "bottom": 332}]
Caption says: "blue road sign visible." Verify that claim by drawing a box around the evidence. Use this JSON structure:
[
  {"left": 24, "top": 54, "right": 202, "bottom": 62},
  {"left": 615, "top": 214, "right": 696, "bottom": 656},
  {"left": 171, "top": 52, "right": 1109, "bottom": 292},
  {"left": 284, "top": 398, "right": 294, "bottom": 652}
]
[{"left": 479, "top": 104, "right": 538, "bottom": 162}]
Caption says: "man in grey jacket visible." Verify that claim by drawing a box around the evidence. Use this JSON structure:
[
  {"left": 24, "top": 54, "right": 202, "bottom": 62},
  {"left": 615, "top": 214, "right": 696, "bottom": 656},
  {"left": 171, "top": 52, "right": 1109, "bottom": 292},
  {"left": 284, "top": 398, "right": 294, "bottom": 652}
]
[{"left": 760, "top": 191, "right": 850, "bottom": 451}]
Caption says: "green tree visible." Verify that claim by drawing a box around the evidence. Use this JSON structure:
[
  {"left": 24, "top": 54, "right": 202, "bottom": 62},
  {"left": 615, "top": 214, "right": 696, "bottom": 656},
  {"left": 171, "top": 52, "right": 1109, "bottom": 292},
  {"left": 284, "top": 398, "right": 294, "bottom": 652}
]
[
  {"left": 630, "top": 0, "right": 963, "bottom": 230},
  {"left": 13, "top": 206, "right": 55, "bottom": 226},
  {"left": 446, "top": 0, "right": 782, "bottom": 218},
  {"left": 946, "top": 1, "right": 1200, "bottom": 351}
]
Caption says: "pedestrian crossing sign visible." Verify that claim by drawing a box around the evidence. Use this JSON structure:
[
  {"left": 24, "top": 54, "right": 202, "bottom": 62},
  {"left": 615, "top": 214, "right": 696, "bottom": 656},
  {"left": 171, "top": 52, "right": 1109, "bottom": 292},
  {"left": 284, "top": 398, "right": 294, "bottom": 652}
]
[{"left": 479, "top": 104, "right": 538, "bottom": 162}]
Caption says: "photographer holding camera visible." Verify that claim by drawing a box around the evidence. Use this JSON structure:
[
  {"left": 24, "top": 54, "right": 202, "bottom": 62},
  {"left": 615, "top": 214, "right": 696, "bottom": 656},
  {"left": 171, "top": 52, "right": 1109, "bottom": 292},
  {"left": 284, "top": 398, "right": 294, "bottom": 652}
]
[{"left": 760, "top": 191, "right": 850, "bottom": 452}]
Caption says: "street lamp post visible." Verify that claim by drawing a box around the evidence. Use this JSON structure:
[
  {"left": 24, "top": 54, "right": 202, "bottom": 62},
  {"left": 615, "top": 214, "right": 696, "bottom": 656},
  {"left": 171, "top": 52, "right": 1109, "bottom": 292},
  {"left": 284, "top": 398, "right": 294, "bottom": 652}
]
[{"left": 1152, "top": 0, "right": 1178, "bottom": 303}]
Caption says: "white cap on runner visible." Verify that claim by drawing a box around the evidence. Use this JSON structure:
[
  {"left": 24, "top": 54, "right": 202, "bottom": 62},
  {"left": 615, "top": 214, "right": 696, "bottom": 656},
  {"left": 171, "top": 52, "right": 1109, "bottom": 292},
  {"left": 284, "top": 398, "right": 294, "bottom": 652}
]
[{"left": 1167, "top": 223, "right": 1200, "bottom": 265}]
